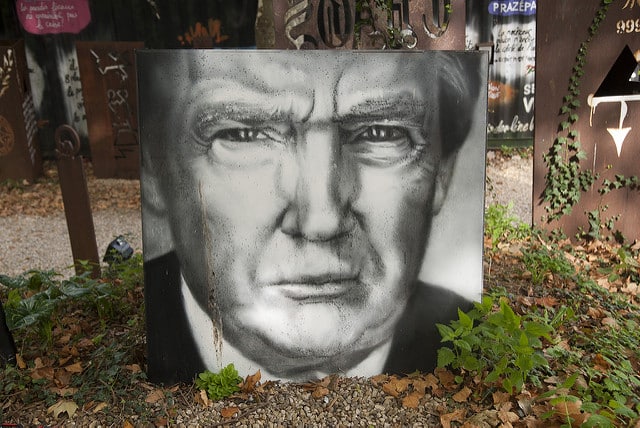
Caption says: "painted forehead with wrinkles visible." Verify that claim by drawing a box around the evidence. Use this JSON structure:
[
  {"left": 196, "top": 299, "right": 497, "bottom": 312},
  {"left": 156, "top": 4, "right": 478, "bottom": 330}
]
[{"left": 182, "top": 53, "right": 433, "bottom": 124}]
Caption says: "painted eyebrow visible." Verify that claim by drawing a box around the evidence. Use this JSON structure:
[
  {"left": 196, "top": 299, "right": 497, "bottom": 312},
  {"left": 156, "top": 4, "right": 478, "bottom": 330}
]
[
  {"left": 187, "top": 78, "right": 312, "bottom": 123},
  {"left": 193, "top": 101, "right": 293, "bottom": 124},
  {"left": 337, "top": 96, "right": 429, "bottom": 125}
]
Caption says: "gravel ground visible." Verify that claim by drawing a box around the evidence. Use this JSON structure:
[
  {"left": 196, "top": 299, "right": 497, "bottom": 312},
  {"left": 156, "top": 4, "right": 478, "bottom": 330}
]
[
  {"left": 484, "top": 151, "right": 533, "bottom": 225},
  {"left": 0, "top": 154, "right": 532, "bottom": 278}
]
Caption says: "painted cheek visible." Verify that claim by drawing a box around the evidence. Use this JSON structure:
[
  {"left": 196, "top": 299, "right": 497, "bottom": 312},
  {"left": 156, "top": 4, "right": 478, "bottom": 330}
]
[
  {"left": 199, "top": 161, "right": 290, "bottom": 300},
  {"left": 356, "top": 167, "right": 432, "bottom": 259}
]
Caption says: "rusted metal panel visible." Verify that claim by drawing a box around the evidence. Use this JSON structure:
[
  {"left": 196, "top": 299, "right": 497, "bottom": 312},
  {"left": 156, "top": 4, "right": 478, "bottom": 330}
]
[
  {"left": 0, "top": 39, "right": 42, "bottom": 181},
  {"left": 534, "top": 0, "right": 640, "bottom": 241},
  {"left": 76, "top": 41, "right": 143, "bottom": 179},
  {"left": 55, "top": 124, "right": 100, "bottom": 278},
  {"left": 270, "top": 0, "right": 464, "bottom": 50}
]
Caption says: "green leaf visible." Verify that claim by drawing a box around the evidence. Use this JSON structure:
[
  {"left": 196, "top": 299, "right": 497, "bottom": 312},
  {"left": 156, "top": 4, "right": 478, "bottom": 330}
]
[
  {"left": 582, "top": 414, "right": 614, "bottom": 428},
  {"left": 462, "top": 354, "right": 482, "bottom": 372},
  {"left": 609, "top": 400, "right": 638, "bottom": 418},
  {"left": 453, "top": 339, "right": 472, "bottom": 352},
  {"left": 485, "top": 369, "right": 501, "bottom": 383},
  {"left": 437, "top": 347, "right": 456, "bottom": 368},
  {"left": 499, "top": 300, "right": 520, "bottom": 330},
  {"left": 523, "top": 321, "right": 553, "bottom": 339},
  {"left": 519, "top": 331, "right": 529, "bottom": 347},
  {"left": 457, "top": 309, "right": 473, "bottom": 330},
  {"left": 436, "top": 323, "right": 455, "bottom": 342}
]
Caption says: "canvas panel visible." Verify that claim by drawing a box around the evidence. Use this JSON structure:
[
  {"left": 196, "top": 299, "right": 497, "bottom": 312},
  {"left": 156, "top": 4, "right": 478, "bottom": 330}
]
[{"left": 137, "top": 50, "right": 487, "bottom": 384}]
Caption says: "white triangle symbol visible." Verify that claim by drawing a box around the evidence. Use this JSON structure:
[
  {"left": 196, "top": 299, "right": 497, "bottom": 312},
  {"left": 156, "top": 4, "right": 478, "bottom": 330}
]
[{"left": 607, "top": 127, "right": 631, "bottom": 156}]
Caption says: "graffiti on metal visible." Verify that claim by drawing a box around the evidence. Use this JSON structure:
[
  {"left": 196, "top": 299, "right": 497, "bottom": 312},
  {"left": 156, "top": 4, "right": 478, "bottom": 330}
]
[
  {"left": 0, "top": 49, "right": 13, "bottom": 99},
  {"left": 272, "top": 0, "right": 461, "bottom": 50},
  {"left": 77, "top": 41, "right": 142, "bottom": 178}
]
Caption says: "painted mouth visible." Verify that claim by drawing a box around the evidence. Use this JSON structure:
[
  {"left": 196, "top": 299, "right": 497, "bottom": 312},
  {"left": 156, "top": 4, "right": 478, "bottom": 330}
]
[{"left": 272, "top": 276, "right": 360, "bottom": 301}]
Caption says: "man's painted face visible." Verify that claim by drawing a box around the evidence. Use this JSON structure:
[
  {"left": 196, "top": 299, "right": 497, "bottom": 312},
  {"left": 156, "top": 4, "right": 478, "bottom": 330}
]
[{"left": 159, "top": 52, "right": 449, "bottom": 375}]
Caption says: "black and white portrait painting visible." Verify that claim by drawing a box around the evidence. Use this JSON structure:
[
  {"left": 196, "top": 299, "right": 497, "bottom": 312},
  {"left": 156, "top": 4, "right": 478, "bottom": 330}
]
[{"left": 137, "top": 50, "right": 487, "bottom": 384}]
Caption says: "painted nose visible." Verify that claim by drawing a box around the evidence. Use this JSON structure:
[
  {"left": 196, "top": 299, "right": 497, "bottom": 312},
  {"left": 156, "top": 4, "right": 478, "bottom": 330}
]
[{"left": 281, "top": 126, "right": 355, "bottom": 241}]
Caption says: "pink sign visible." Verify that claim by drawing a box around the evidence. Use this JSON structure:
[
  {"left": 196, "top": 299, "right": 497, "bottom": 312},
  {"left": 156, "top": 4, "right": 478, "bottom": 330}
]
[{"left": 17, "top": 0, "right": 91, "bottom": 35}]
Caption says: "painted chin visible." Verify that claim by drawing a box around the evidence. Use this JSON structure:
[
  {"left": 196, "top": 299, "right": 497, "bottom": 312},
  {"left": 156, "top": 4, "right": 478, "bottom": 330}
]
[{"left": 234, "top": 299, "right": 385, "bottom": 358}]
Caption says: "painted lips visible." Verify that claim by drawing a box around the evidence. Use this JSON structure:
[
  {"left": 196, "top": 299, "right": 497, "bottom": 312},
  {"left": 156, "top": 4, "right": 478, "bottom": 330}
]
[{"left": 273, "top": 276, "right": 360, "bottom": 301}]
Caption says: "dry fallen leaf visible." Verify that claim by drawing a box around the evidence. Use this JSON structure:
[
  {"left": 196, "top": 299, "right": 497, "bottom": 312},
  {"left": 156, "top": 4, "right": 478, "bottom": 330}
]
[
  {"left": 382, "top": 377, "right": 411, "bottom": 397},
  {"left": 440, "top": 408, "right": 466, "bottom": 428},
  {"left": 64, "top": 362, "right": 83, "bottom": 373},
  {"left": 463, "top": 409, "right": 499, "bottom": 427},
  {"left": 435, "top": 368, "right": 456, "bottom": 389},
  {"left": 421, "top": 373, "right": 441, "bottom": 391},
  {"left": 370, "top": 374, "right": 389, "bottom": 386},
  {"left": 92, "top": 402, "right": 109, "bottom": 413},
  {"left": 498, "top": 408, "right": 520, "bottom": 424},
  {"left": 50, "top": 387, "right": 78, "bottom": 397},
  {"left": 194, "top": 389, "right": 212, "bottom": 407},
  {"left": 76, "top": 338, "right": 94, "bottom": 349},
  {"left": 240, "top": 370, "right": 261, "bottom": 393},
  {"left": 123, "top": 420, "right": 135, "bottom": 428},
  {"left": 125, "top": 364, "right": 142, "bottom": 373},
  {"left": 401, "top": 391, "right": 422, "bottom": 409},
  {"left": 311, "top": 386, "right": 330, "bottom": 399},
  {"left": 534, "top": 296, "right": 559, "bottom": 308},
  {"left": 221, "top": 406, "right": 240, "bottom": 418},
  {"left": 145, "top": 389, "right": 165, "bottom": 404},
  {"left": 34, "top": 357, "right": 46, "bottom": 369},
  {"left": 553, "top": 398, "right": 588, "bottom": 426},
  {"left": 56, "top": 334, "right": 71, "bottom": 345},
  {"left": 492, "top": 390, "right": 511, "bottom": 405},
  {"left": 587, "top": 307, "right": 605, "bottom": 318},
  {"left": 15, "top": 354, "right": 26, "bottom": 369},
  {"left": 47, "top": 400, "right": 78, "bottom": 419},
  {"left": 31, "top": 366, "right": 55, "bottom": 381},
  {"left": 55, "top": 367, "right": 73, "bottom": 387},
  {"left": 593, "top": 353, "right": 611, "bottom": 371},
  {"left": 452, "top": 386, "right": 472, "bottom": 403}
]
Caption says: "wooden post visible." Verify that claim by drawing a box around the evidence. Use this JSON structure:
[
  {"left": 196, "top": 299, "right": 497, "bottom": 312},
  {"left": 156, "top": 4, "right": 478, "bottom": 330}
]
[{"left": 55, "top": 124, "right": 101, "bottom": 278}]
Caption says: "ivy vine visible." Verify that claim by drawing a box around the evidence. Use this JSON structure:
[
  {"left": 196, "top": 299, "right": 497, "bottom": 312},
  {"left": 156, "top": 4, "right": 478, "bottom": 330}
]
[{"left": 540, "top": 0, "right": 613, "bottom": 222}]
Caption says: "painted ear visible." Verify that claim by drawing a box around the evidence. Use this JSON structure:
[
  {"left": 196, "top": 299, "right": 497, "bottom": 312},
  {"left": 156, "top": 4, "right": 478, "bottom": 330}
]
[
  {"left": 140, "top": 162, "right": 167, "bottom": 215},
  {"left": 140, "top": 158, "right": 177, "bottom": 260},
  {"left": 432, "top": 154, "right": 458, "bottom": 215}
]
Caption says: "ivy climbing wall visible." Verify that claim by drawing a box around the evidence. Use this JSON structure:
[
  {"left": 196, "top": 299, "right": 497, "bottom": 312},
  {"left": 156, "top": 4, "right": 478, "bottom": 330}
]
[{"left": 533, "top": 0, "right": 640, "bottom": 242}]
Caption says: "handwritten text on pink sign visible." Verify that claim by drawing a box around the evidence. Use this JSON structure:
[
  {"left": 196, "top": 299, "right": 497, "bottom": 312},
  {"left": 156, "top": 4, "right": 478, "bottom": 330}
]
[{"left": 17, "top": 0, "right": 91, "bottom": 35}]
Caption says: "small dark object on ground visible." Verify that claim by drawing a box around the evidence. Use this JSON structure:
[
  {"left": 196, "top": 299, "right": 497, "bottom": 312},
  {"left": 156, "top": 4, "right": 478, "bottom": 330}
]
[{"left": 104, "top": 236, "right": 134, "bottom": 264}]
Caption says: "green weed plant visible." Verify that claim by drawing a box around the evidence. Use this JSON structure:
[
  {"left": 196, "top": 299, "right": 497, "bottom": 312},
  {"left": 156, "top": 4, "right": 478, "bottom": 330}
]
[
  {"left": 437, "top": 296, "right": 552, "bottom": 393},
  {"left": 196, "top": 364, "right": 243, "bottom": 400},
  {"left": 521, "top": 243, "right": 575, "bottom": 286},
  {"left": 484, "top": 202, "right": 530, "bottom": 253}
]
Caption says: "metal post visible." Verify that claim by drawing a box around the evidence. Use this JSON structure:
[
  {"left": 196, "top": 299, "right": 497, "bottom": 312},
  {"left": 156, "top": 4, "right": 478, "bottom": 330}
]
[{"left": 55, "top": 124, "right": 101, "bottom": 278}]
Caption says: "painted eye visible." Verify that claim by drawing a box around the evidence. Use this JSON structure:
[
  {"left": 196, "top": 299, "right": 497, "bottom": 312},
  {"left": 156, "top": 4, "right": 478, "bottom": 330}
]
[
  {"left": 357, "top": 125, "right": 407, "bottom": 142},
  {"left": 215, "top": 128, "right": 269, "bottom": 143},
  {"left": 345, "top": 124, "right": 421, "bottom": 166}
]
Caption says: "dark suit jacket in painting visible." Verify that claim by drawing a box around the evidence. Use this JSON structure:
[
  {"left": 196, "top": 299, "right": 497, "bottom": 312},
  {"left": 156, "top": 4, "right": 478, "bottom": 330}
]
[
  {"left": 144, "top": 252, "right": 474, "bottom": 384},
  {"left": 0, "top": 303, "right": 16, "bottom": 367}
]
